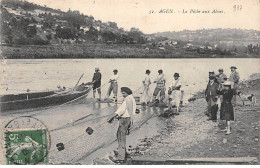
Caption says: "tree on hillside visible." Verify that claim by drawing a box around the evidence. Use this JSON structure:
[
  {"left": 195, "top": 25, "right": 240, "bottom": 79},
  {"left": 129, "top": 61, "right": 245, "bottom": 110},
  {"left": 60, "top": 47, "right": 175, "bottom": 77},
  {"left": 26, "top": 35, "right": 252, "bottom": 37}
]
[
  {"left": 86, "top": 26, "right": 98, "bottom": 41},
  {"left": 55, "top": 25, "right": 76, "bottom": 39},
  {"left": 26, "top": 25, "right": 37, "bottom": 38},
  {"left": 127, "top": 30, "right": 144, "bottom": 44},
  {"left": 102, "top": 31, "right": 116, "bottom": 42}
]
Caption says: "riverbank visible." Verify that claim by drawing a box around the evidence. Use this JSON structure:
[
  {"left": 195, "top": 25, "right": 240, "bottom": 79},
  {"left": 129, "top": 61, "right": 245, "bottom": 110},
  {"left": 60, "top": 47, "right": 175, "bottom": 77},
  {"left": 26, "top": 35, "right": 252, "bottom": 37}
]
[
  {"left": 1, "top": 44, "right": 257, "bottom": 59},
  {"left": 126, "top": 74, "right": 260, "bottom": 164},
  {"left": 92, "top": 74, "right": 260, "bottom": 165}
]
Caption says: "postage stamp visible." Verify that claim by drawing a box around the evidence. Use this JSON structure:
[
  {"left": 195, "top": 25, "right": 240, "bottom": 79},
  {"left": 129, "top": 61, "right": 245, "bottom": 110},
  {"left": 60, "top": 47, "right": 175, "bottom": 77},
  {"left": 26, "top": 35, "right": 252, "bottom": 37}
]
[{"left": 3, "top": 116, "right": 50, "bottom": 165}]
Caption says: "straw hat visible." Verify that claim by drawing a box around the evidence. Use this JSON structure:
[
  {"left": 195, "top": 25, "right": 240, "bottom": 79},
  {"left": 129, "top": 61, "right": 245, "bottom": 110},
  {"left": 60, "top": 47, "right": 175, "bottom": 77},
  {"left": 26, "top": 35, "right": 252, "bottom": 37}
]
[
  {"left": 230, "top": 66, "right": 237, "bottom": 69},
  {"left": 223, "top": 81, "right": 232, "bottom": 86}
]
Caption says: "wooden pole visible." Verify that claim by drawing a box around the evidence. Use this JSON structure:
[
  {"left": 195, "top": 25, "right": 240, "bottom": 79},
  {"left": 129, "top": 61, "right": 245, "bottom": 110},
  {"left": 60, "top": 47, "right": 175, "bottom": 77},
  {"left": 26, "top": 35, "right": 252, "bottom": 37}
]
[{"left": 73, "top": 73, "right": 84, "bottom": 91}]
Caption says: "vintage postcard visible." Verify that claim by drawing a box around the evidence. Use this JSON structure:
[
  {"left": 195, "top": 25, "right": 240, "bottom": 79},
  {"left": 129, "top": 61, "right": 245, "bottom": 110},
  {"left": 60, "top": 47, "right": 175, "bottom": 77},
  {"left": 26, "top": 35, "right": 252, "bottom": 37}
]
[{"left": 0, "top": 0, "right": 259, "bottom": 165}]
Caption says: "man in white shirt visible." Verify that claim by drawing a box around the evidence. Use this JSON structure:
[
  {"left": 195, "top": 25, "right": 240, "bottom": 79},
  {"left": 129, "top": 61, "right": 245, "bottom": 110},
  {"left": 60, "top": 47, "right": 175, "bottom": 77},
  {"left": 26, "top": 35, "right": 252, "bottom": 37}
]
[
  {"left": 107, "top": 87, "right": 136, "bottom": 162},
  {"left": 152, "top": 69, "right": 166, "bottom": 103},
  {"left": 168, "top": 73, "right": 182, "bottom": 113},
  {"left": 105, "top": 69, "right": 119, "bottom": 102},
  {"left": 140, "top": 70, "right": 151, "bottom": 105}
]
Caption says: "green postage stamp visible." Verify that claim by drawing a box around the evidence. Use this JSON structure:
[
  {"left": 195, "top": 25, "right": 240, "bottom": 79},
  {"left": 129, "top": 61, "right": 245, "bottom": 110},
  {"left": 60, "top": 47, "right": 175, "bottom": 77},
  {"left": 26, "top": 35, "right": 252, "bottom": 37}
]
[
  {"left": 3, "top": 116, "right": 49, "bottom": 165},
  {"left": 4, "top": 128, "right": 48, "bottom": 165}
]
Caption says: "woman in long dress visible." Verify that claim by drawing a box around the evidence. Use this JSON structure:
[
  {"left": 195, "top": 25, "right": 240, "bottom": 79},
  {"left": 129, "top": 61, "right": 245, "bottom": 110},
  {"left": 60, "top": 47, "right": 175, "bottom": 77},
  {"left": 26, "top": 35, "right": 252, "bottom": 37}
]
[{"left": 217, "top": 81, "right": 236, "bottom": 135}]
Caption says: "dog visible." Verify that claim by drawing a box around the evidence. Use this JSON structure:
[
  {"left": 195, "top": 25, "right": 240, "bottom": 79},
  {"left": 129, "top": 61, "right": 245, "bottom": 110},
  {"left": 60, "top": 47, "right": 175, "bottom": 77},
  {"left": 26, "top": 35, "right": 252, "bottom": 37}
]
[{"left": 237, "top": 91, "right": 256, "bottom": 107}]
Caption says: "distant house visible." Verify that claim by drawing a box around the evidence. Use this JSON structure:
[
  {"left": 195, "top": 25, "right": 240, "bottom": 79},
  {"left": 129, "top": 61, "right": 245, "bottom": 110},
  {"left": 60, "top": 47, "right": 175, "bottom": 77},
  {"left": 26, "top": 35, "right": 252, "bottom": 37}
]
[
  {"left": 36, "top": 24, "right": 43, "bottom": 29},
  {"left": 33, "top": 16, "right": 43, "bottom": 22},
  {"left": 186, "top": 43, "right": 193, "bottom": 48},
  {"left": 158, "top": 46, "right": 165, "bottom": 50},
  {"left": 172, "top": 41, "right": 178, "bottom": 45},
  {"left": 56, "top": 20, "right": 68, "bottom": 27},
  {"left": 28, "top": 23, "right": 35, "bottom": 27},
  {"left": 206, "top": 46, "right": 213, "bottom": 50},
  {"left": 80, "top": 26, "right": 89, "bottom": 32},
  {"left": 98, "top": 35, "right": 102, "bottom": 41}
]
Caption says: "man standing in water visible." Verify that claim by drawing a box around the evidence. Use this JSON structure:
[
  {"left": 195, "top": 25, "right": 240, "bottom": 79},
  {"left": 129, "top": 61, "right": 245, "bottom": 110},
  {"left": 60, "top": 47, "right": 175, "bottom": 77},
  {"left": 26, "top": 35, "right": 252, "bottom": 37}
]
[
  {"left": 107, "top": 87, "right": 136, "bottom": 163},
  {"left": 140, "top": 70, "right": 151, "bottom": 106},
  {"left": 92, "top": 68, "right": 102, "bottom": 101},
  {"left": 151, "top": 69, "right": 166, "bottom": 104},
  {"left": 228, "top": 66, "right": 240, "bottom": 106},
  {"left": 105, "top": 69, "right": 119, "bottom": 102},
  {"left": 168, "top": 73, "right": 182, "bottom": 113}
]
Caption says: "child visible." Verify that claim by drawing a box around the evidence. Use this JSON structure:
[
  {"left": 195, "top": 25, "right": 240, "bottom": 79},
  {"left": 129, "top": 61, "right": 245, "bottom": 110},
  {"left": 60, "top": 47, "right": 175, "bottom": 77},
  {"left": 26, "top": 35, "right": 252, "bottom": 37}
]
[{"left": 217, "top": 81, "right": 236, "bottom": 135}]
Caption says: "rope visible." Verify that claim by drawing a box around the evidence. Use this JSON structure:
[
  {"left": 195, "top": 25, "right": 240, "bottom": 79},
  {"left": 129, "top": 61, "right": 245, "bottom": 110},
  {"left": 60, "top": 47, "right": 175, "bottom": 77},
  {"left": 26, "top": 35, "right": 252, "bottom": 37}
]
[
  {"left": 132, "top": 85, "right": 144, "bottom": 94},
  {"left": 92, "top": 82, "right": 109, "bottom": 92},
  {"left": 29, "top": 87, "right": 91, "bottom": 117}
]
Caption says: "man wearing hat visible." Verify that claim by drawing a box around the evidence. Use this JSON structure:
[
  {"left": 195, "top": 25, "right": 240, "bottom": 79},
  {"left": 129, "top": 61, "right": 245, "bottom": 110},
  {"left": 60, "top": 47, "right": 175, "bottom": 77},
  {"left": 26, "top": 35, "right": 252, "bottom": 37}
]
[
  {"left": 205, "top": 75, "right": 219, "bottom": 121},
  {"left": 152, "top": 69, "right": 166, "bottom": 104},
  {"left": 92, "top": 68, "right": 102, "bottom": 100},
  {"left": 216, "top": 69, "right": 227, "bottom": 84},
  {"left": 105, "top": 69, "right": 119, "bottom": 102},
  {"left": 140, "top": 70, "right": 152, "bottom": 106},
  {"left": 215, "top": 69, "right": 227, "bottom": 110},
  {"left": 168, "top": 73, "right": 182, "bottom": 113},
  {"left": 208, "top": 71, "right": 219, "bottom": 83},
  {"left": 228, "top": 66, "right": 240, "bottom": 106},
  {"left": 217, "top": 81, "right": 236, "bottom": 135},
  {"left": 107, "top": 87, "right": 136, "bottom": 162}
]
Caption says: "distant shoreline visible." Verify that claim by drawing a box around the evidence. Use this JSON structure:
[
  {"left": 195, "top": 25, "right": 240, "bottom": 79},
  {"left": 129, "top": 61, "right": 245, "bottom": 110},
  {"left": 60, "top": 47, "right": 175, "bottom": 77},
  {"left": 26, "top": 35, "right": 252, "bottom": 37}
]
[{"left": 1, "top": 44, "right": 259, "bottom": 59}]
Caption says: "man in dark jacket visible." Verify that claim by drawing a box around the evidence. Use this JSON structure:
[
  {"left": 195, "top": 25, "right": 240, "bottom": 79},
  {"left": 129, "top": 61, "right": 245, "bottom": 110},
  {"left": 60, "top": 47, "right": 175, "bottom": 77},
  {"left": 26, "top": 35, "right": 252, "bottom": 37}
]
[
  {"left": 92, "top": 68, "right": 102, "bottom": 100},
  {"left": 205, "top": 75, "right": 219, "bottom": 121}
]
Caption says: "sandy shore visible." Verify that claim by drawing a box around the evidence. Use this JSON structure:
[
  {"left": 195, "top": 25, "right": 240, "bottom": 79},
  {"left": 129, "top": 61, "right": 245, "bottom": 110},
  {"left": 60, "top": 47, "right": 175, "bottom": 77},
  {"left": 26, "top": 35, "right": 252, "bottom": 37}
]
[
  {"left": 125, "top": 74, "right": 260, "bottom": 164},
  {"left": 91, "top": 74, "right": 260, "bottom": 165}
]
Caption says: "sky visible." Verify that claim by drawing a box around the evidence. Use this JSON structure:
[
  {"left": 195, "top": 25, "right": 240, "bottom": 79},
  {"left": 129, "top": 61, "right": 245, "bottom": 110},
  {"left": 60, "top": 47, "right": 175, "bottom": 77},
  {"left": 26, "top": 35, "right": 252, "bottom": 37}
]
[{"left": 26, "top": 0, "right": 260, "bottom": 34}]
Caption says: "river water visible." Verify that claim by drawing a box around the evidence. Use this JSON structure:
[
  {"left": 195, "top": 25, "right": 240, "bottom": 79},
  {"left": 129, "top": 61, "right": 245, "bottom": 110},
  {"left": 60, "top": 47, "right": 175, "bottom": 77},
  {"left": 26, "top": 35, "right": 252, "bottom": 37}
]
[
  {"left": 0, "top": 58, "right": 260, "bottom": 164},
  {"left": 1, "top": 58, "right": 260, "bottom": 103}
]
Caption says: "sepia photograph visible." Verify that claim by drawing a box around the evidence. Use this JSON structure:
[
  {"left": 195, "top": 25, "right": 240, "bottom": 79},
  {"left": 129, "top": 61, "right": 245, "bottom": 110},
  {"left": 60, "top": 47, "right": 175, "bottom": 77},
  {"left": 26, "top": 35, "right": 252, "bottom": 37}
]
[{"left": 0, "top": 0, "right": 259, "bottom": 165}]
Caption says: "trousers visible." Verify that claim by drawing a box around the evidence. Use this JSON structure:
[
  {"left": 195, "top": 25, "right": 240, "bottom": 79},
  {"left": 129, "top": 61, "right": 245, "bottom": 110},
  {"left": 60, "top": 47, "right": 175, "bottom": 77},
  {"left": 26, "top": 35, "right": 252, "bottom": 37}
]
[
  {"left": 116, "top": 117, "right": 131, "bottom": 160},
  {"left": 207, "top": 97, "right": 218, "bottom": 120}
]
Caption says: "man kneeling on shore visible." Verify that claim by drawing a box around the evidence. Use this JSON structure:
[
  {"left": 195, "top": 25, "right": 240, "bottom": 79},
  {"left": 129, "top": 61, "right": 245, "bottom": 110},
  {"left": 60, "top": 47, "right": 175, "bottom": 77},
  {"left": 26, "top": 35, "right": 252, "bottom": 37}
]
[{"left": 107, "top": 87, "right": 136, "bottom": 163}]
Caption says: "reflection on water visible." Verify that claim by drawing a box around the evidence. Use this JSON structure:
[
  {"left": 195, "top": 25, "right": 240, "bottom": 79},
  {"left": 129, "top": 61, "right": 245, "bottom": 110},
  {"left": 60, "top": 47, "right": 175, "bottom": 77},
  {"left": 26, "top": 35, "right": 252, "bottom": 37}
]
[{"left": 1, "top": 58, "right": 260, "bottom": 103}]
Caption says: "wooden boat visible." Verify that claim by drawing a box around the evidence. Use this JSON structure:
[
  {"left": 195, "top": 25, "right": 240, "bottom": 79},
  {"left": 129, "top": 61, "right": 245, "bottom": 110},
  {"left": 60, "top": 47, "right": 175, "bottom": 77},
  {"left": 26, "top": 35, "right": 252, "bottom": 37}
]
[{"left": 0, "top": 86, "right": 91, "bottom": 113}]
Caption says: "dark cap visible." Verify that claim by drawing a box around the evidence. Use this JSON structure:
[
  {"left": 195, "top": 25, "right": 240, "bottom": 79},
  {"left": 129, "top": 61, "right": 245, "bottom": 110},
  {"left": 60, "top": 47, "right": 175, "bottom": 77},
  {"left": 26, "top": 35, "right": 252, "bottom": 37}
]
[
  {"left": 174, "top": 73, "right": 180, "bottom": 77},
  {"left": 230, "top": 66, "right": 237, "bottom": 69},
  {"left": 121, "top": 87, "right": 132, "bottom": 95},
  {"left": 146, "top": 70, "right": 151, "bottom": 74},
  {"left": 218, "top": 68, "right": 223, "bottom": 72},
  {"left": 113, "top": 69, "right": 118, "bottom": 72},
  {"left": 158, "top": 69, "right": 163, "bottom": 73}
]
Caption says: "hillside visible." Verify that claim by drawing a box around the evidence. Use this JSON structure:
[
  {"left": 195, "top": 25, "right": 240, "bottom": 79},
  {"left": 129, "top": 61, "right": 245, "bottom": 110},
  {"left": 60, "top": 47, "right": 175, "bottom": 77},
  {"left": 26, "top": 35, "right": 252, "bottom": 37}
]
[
  {"left": 0, "top": 0, "right": 150, "bottom": 45},
  {"left": 0, "top": 0, "right": 259, "bottom": 58}
]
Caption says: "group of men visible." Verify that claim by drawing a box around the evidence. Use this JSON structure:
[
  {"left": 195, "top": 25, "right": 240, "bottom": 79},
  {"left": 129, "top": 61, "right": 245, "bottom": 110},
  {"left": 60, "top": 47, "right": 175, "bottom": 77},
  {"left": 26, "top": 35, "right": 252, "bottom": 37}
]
[
  {"left": 90, "top": 67, "right": 183, "bottom": 163},
  {"left": 94, "top": 66, "right": 240, "bottom": 162},
  {"left": 92, "top": 68, "right": 119, "bottom": 102},
  {"left": 140, "top": 69, "right": 182, "bottom": 113},
  {"left": 205, "top": 66, "right": 240, "bottom": 121},
  {"left": 91, "top": 68, "right": 183, "bottom": 112}
]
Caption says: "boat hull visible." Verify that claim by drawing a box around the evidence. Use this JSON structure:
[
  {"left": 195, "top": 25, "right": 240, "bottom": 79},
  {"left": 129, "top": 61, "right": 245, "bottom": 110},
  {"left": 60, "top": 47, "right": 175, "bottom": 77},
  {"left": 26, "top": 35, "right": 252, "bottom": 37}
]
[{"left": 0, "top": 90, "right": 89, "bottom": 113}]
